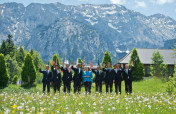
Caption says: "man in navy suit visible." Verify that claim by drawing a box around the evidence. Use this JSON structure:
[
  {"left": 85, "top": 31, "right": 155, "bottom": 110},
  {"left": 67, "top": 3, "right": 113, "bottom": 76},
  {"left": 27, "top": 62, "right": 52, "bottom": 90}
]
[
  {"left": 39, "top": 64, "right": 52, "bottom": 93},
  {"left": 103, "top": 62, "right": 114, "bottom": 93},
  {"left": 71, "top": 61, "right": 83, "bottom": 94},
  {"left": 122, "top": 61, "right": 134, "bottom": 94},
  {"left": 51, "top": 61, "right": 61, "bottom": 93},
  {"left": 61, "top": 62, "right": 72, "bottom": 93},
  {"left": 113, "top": 64, "right": 123, "bottom": 95},
  {"left": 91, "top": 64, "right": 104, "bottom": 93}
]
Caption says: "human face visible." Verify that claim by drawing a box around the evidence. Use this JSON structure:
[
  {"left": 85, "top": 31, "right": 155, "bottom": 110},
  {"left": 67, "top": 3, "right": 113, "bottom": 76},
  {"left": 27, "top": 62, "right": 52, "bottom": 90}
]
[
  {"left": 116, "top": 64, "right": 120, "bottom": 69},
  {"left": 77, "top": 64, "right": 81, "bottom": 68},
  {"left": 55, "top": 65, "right": 58, "bottom": 70},
  {"left": 85, "top": 67, "right": 89, "bottom": 72},
  {"left": 66, "top": 64, "right": 69, "bottom": 68},
  {"left": 107, "top": 63, "right": 111, "bottom": 68},
  {"left": 46, "top": 65, "right": 49, "bottom": 70},
  {"left": 97, "top": 66, "right": 100, "bottom": 71},
  {"left": 125, "top": 65, "right": 129, "bottom": 69}
]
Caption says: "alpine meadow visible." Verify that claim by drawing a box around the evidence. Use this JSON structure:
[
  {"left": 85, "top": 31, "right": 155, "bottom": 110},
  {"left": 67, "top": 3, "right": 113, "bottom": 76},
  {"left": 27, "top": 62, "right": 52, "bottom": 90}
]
[{"left": 0, "top": 1, "right": 176, "bottom": 114}]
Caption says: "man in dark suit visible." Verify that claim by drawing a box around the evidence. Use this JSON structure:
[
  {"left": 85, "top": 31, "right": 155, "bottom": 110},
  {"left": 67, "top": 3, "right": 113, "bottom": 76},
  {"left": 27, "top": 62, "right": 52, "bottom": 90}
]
[
  {"left": 103, "top": 62, "right": 114, "bottom": 93},
  {"left": 122, "top": 61, "right": 134, "bottom": 94},
  {"left": 113, "top": 64, "right": 123, "bottom": 95},
  {"left": 51, "top": 61, "right": 61, "bottom": 93},
  {"left": 39, "top": 64, "right": 52, "bottom": 93},
  {"left": 61, "top": 62, "right": 72, "bottom": 93},
  {"left": 71, "top": 61, "right": 83, "bottom": 93},
  {"left": 91, "top": 64, "right": 104, "bottom": 93}
]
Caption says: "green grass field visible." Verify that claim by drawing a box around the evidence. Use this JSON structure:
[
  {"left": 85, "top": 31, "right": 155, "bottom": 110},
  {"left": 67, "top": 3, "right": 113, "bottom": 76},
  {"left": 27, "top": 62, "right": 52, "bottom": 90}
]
[{"left": 0, "top": 78, "right": 175, "bottom": 114}]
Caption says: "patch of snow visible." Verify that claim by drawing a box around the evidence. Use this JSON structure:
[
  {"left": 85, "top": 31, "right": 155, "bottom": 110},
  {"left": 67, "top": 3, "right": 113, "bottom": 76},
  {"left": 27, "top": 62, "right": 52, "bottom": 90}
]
[
  {"left": 1, "top": 9, "right": 4, "bottom": 15},
  {"left": 116, "top": 49, "right": 123, "bottom": 53},
  {"left": 85, "top": 19, "right": 98, "bottom": 25},
  {"left": 103, "top": 10, "right": 117, "bottom": 15},
  {"left": 108, "top": 23, "right": 118, "bottom": 30}
]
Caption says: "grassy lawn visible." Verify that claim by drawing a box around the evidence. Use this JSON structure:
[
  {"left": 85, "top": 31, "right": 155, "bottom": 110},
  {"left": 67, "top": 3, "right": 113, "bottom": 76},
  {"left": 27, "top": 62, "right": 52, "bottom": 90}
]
[{"left": 0, "top": 78, "right": 175, "bottom": 114}]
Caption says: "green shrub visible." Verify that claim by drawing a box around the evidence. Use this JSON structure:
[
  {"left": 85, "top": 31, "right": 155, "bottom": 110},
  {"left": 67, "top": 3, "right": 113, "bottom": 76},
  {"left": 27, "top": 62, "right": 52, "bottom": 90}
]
[{"left": 12, "top": 75, "right": 18, "bottom": 84}]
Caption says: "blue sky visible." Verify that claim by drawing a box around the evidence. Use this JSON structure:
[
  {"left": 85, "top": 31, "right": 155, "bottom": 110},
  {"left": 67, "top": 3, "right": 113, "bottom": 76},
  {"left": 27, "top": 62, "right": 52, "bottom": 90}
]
[{"left": 0, "top": 0, "right": 176, "bottom": 20}]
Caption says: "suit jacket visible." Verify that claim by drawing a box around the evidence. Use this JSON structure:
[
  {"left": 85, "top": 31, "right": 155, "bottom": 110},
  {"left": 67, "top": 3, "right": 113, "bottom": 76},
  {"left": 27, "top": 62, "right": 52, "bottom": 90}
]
[
  {"left": 103, "top": 68, "right": 114, "bottom": 84},
  {"left": 71, "top": 66, "right": 83, "bottom": 82},
  {"left": 61, "top": 67, "right": 72, "bottom": 83},
  {"left": 122, "top": 66, "right": 134, "bottom": 82},
  {"left": 39, "top": 68, "right": 52, "bottom": 83},
  {"left": 51, "top": 66, "right": 61, "bottom": 83},
  {"left": 113, "top": 69, "right": 123, "bottom": 83},
  {"left": 92, "top": 69, "right": 104, "bottom": 83}
]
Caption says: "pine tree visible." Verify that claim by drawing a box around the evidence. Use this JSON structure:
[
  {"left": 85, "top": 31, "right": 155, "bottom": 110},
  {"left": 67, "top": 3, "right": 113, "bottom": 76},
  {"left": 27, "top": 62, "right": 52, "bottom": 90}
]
[
  {"left": 102, "top": 51, "right": 112, "bottom": 68},
  {"left": 0, "top": 53, "right": 9, "bottom": 87},
  {"left": 30, "top": 49, "right": 34, "bottom": 55},
  {"left": 16, "top": 45, "right": 25, "bottom": 67},
  {"left": 5, "top": 55, "right": 21, "bottom": 79},
  {"left": 6, "top": 34, "right": 16, "bottom": 57},
  {"left": 0, "top": 40, "right": 8, "bottom": 56},
  {"left": 150, "top": 51, "right": 166, "bottom": 78},
  {"left": 21, "top": 53, "right": 36, "bottom": 84},
  {"left": 129, "top": 48, "right": 145, "bottom": 81},
  {"left": 52, "top": 54, "right": 60, "bottom": 69},
  {"left": 78, "top": 58, "right": 83, "bottom": 69}
]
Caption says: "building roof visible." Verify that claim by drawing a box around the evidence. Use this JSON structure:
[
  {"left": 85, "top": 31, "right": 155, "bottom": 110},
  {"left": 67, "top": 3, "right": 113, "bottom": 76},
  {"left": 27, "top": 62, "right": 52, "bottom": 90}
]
[{"left": 116, "top": 48, "right": 176, "bottom": 65}]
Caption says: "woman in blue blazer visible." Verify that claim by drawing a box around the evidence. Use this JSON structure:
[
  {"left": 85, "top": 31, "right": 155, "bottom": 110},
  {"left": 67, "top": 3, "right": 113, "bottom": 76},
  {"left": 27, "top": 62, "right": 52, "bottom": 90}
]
[{"left": 83, "top": 66, "right": 93, "bottom": 94}]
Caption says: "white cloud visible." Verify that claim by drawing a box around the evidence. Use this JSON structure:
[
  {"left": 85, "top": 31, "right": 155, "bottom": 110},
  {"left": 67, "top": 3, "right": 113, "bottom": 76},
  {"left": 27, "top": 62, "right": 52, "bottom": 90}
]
[
  {"left": 136, "top": 1, "right": 146, "bottom": 8},
  {"left": 110, "top": 0, "right": 126, "bottom": 4},
  {"left": 150, "top": 0, "right": 174, "bottom": 5}
]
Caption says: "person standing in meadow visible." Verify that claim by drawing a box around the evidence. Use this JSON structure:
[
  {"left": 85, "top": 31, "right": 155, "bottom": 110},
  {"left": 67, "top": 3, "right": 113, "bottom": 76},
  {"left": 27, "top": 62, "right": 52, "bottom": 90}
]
[
  {"left": 122, "top": 61, "right": 134, "bottom": 94},
  {"left": 113, "top": 64, "right": 123, "bottom": 95},
  {"left": 71, "top": 61, "right": 83, "bottom": 94},
  {"left": 91, "top": 64, "right": 104, "bottom": 93},
  {"left": 51, "top": 61, "right": 61, "bottom": 93},
  {"left": 61, "top": 62, "right": 72, "bottom": 93},
  {"left": 39, "top": 64, "right": 52, "bottom": 93},
  {"left": 103, "top": 62, "right": 114, "bottom": 93},
  {"left": 83, "top": 66, "right": 93, "bottom": 94}
]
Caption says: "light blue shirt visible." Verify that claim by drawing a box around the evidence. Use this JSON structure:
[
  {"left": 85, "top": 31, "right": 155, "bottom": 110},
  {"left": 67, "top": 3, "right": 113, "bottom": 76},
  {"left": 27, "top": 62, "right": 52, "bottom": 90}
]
[{"left": 83, "top": 71, "right": 93, "bottom": 82}]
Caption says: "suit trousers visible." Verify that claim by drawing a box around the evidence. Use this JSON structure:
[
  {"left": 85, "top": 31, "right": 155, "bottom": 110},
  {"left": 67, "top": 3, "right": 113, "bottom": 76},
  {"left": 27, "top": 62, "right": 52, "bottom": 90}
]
[
  {"left": 53, "top": 81, "right": 60, "bottom": 93},
  {"left": 43, "top": 81, "right": 50, "bottom": 93},
  {"left": 84, "top": 82, "right": 92, "bottom": 94},
  {"left": 125, "top": 80, "right": 132, "bottom": 94},
  {"left": 95, "top": 82, "right": 102, "bottom": 93},
  {"left": 74, "top": 81, "right": 81, "bottom": 93},
  {"left": 63, "top": 82, "right": 71, "bottom": 93},
  {"left": 115, "top": 81, "right": 121, "bottom": 94},
  {"left": 106, "top": 82, "right": 113, "bottom": 93}
]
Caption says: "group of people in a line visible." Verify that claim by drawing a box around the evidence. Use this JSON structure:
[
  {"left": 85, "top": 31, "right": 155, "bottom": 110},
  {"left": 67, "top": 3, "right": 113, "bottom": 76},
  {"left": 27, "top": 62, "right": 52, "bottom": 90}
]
[{"left": 39, "top": 61, "right": 134, "bottom": 94}]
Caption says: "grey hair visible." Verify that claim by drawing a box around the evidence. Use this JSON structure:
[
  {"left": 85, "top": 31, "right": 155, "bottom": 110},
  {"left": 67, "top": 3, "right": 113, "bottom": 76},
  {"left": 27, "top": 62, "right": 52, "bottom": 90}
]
[{"left": 125, "top": 64, "right": 129, "bottom": 67}]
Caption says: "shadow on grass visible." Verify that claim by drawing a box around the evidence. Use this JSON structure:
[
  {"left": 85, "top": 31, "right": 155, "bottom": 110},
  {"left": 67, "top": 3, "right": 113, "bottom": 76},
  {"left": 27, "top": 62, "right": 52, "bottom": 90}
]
[{"left": 21, "top": 84, "right": 37, "bottom": 89}]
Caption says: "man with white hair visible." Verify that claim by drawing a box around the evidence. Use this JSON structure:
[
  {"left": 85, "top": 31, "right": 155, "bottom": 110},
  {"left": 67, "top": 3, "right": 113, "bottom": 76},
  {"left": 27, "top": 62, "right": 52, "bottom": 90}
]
[
  {"left": 122, "top": 61, "right": 134, "bottom": 94},
  {"left": 71, "top": 61, "right": 83, "bottom": 94},
  {"left": 39, "top": 64, "right": 52, "bottom": 93},
  {"left": 61, "top": 61, "right": 72, "bottom": 93}
]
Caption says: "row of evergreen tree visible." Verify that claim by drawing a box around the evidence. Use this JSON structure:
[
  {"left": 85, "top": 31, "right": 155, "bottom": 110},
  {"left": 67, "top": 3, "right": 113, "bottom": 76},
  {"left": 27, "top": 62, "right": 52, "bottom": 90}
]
[{"left": 0, "top": 35, "right": 44, "bottom": 87}]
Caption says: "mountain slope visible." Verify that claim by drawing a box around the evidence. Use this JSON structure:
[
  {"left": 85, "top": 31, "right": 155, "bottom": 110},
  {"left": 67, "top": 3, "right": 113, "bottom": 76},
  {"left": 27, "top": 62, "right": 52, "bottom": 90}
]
[{"left": 0, "top": 2, "right": 176, "bottom": 63}]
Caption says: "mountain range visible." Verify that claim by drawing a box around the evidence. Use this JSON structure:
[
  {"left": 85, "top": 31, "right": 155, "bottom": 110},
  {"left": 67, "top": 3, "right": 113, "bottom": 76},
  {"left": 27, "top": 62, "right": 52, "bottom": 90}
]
[{"left": 0, "top": 2, "right": 176, "bottom": 63}]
